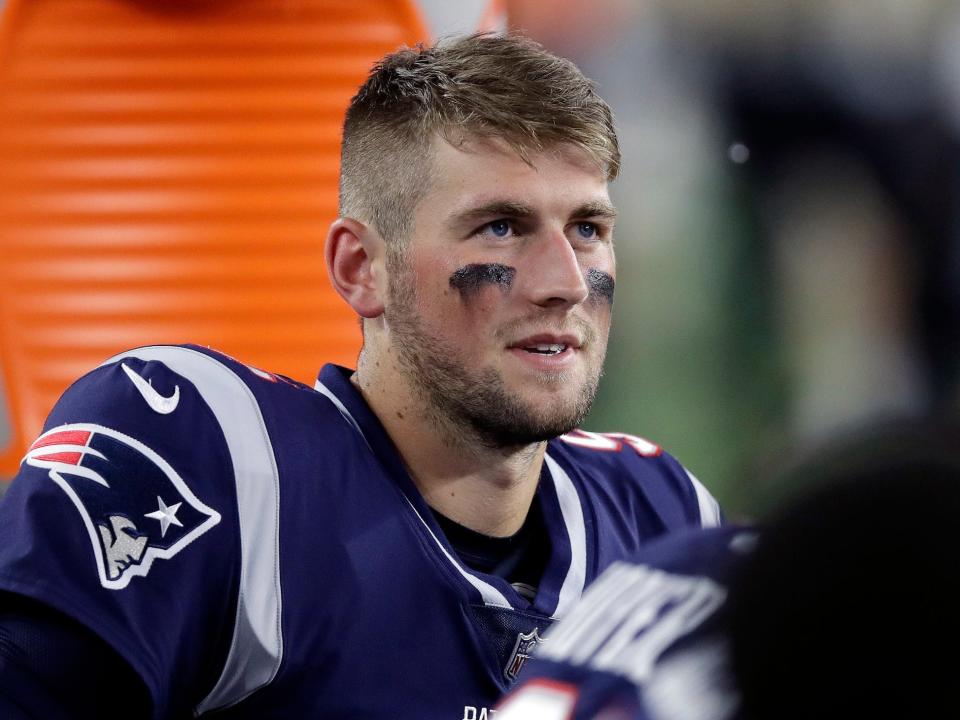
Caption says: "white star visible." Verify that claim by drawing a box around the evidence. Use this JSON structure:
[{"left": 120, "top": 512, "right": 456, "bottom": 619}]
[{"left": 145, "top": 496, "right": 183, "bottom": 538}]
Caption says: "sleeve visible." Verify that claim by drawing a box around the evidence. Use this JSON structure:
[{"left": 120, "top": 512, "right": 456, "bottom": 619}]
[
  {"left": 0, "top": 348, "right": 245, "bottom": 718},
  {"left": 557, "top": 430, "right": 724, "bottom": 531},
  {"left": 0, "top": 591, "right": 151, "bottom": 719},
  {"left": 665, "top": 461, "right": 723, "bottom": 529}
]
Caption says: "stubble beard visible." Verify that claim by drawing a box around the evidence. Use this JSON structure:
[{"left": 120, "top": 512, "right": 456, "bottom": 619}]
[{"left": 385, "top": 263, "right": 605, "bottom": 450}]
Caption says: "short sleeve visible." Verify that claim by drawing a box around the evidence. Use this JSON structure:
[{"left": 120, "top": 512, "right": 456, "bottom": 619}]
[{"left": 0, "top": 350, "right": 243, "bottom": 717}]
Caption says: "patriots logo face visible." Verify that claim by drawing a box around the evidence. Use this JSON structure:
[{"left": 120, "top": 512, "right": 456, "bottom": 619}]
[{"left": 23, "top": 423, "right": 221, "bottom": 590}]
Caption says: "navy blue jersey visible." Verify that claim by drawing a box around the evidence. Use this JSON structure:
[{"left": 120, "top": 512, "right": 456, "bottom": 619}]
[
  {"left": 496, "top": 526, "right": 754, "bottom": 720},
  {"left": 0, "top": 344, "right": 720, "bottom": 718}
]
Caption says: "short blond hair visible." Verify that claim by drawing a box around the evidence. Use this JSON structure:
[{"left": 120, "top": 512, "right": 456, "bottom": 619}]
[{"left": 339, "top": 33, "right": 620, "bottom": 245}]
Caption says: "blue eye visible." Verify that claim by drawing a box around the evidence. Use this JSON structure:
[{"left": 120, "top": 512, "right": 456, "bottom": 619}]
[
  {"left": 576, "top": 222, "right": 598, "bottom": 240},
  {"left": 488, "top": 220, "right": 512, "bottom": 238}
]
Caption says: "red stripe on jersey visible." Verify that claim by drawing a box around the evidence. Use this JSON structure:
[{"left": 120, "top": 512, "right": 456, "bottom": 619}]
[
  {"left": 32, "top": 451, "right": 83, "bottom": 464},
  {"left": 29, "top": 429, "right": 91, "bottom": 452}
]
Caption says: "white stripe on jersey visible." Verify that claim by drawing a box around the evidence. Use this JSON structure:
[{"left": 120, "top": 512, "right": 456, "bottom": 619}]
[
  {"left": 687, "top": 470, "right": 722, "bottom": 527},
  {"left": 545, "top": 454, "right": 587, "bottom": 619},
  {"left": 104, "top": 346, "right": 283, "bottom": 714},
  {"left": 402, "top": 494, "right": 513, "bottom": 609}
]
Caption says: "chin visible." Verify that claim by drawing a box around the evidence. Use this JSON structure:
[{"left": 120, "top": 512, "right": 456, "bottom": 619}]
[
  {"left": 526, "top": 369, "right": 577, "bottom": 386},
  {"left": 467, "top": 392, "right": 595, "bottom": 449}
]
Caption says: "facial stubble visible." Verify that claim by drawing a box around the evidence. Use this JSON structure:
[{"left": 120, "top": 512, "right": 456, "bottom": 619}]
[{"left": 385, "top": 259, "right": 607, "bottom": 450}]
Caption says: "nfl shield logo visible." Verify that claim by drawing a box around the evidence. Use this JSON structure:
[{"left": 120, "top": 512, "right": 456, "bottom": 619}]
[{"left": 504, "top": 628, "right": 544, "bottom": 682}]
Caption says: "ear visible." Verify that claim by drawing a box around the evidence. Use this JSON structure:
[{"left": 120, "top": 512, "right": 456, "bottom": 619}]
[{"left": 325, "top": 217, "right": 386, "bottom": 318}]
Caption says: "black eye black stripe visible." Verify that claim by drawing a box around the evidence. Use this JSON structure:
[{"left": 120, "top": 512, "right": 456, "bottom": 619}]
[
  {"left": 587, "top": 268, "right": 614, "bottom": 305},
  {"left": 449, "top": 264, "right": 517, "bottom": 297}
]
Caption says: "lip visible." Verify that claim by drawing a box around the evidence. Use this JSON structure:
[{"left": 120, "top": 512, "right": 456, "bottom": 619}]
[
  {"left": 506, "top": 345, "right": 577, "bottom": 370},
  {"left": 507, "top": 333, "right": 582, "bottom": 350},
  {"left": 506, "top": 333, "right": 582, "bottom": 371}
]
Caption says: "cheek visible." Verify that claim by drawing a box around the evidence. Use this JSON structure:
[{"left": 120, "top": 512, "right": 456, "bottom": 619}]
[
  {"left": 420, "top": 278, "right": 495, "bottom": 327},
  {"left": 436, "top": 264, "right": 514, "bottom": 324},
  {"left": 449, "top": 291, "right": 501, "bottom": 321},
  {"left": 448, "top": 263, "right": 517, "bottom": 307},
  {"left": 586, "top": 267, "right": 615, "bottom": 306}
]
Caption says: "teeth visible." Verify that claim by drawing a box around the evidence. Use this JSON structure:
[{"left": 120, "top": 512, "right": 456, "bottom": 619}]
[{"left": 526, "top": 344, "right": 567, "bottom": 355}]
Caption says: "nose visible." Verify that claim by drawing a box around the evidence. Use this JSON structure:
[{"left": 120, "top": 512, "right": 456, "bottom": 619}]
[{"left": 520, "top": 230, "right": 589, "bottom": 308}]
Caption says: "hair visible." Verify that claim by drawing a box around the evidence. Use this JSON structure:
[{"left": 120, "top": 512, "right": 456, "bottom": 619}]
[{"left": 339, "top": 33, "right": 620, "bottom": 248}]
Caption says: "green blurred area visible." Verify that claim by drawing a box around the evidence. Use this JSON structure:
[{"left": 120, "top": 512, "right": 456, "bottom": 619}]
[{"left": 584, "top": 162, "right": 785, "bottom": 520}]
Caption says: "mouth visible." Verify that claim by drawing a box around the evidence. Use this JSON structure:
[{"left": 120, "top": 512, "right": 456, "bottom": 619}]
[
  {"left": 508, "top": 334, "right": 582, "bottom": 358},
  {"left": 523, "top": 343, "right": 568, "bottom": 356}
]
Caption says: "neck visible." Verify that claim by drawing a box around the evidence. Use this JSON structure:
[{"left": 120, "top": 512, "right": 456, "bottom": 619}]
[{"left": 353, "top": 355, "right": 546, "bottom": 538}]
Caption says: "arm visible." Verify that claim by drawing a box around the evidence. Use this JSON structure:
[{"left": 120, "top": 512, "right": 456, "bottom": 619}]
[
  {"left": 0, "top": 348, "right": 246, "bottom": 716},
  {"left": 0, "top": 592, "right": 150, "bottom": 719}
]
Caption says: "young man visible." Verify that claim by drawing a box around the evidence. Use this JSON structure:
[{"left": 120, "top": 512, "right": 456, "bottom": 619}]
[
  {"left": 497, "top": 423, "right": 960, "bottom": 719},
  {"left": 0, "top": 34, "right": 720, "bottom": 718}
]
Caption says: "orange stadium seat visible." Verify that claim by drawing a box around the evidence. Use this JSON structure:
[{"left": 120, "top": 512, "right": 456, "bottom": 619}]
[{"left": 0, "top": 0, "right": 429, "bottom": 477}]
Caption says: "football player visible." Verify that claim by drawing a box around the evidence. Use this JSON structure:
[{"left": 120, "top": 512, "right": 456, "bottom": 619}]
[
  {"left": 0, "top": 34, "right": 721, "bottom": 718},
  {"left": 497, "top": 423, "right": 960, "bottom": 719}
]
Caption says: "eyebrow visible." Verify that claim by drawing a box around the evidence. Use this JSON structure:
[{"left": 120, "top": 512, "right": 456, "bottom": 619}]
[
  {"left": 450, "top": 201, "right": 537, "bottom": 226},
  {"left": 450, "top": 199, "right": 618, "bottom": 228},
  {"left": 572, "top": 201, "right": 618, "bottom": 221}
]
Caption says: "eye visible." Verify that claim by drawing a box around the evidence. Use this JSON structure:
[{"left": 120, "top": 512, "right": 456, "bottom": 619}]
[
  {"left": 482, "top": 219, "right": 515, "bottom": 239},
  {"left": 575, "top": 222, "right": 599, "bottom": 241}
]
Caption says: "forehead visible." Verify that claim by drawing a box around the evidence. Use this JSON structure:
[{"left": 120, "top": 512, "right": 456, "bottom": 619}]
[{"left": 415, "top": 135, "right": 612, "bottom": 224}]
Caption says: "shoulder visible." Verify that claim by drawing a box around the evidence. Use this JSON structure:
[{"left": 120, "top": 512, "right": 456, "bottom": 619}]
[
  {"left": 48, "top": 343, "right": 304, "bottom": 427},
  {"left": 551, "top": 526, "right": 754, "bottom": 643},
  {"left": 37, "top": 346, "right": 272, "bottom": 493},
  {"left": 12, "top": 344, "right": 272, "bottom": 591},
  {"left": 624, "top": 525, "right": 756, "bottom": 581},
  {"left": 545, "top": 526, "right": 755, "bottom": 672},
  {"left": 497, "top": 527, "right": 754, "bottom": 720},
  {"left": 10, "top": 343, "right": 347, "bottom": 591},
  {"left": 0, "top": 344, "right": 344, "bottom": 712},
  {"left": 548, "top": 430, "right": 723, "bottom": 529},
  {"left": 45, "top": 343, "right": 350, "bottom": 474}
]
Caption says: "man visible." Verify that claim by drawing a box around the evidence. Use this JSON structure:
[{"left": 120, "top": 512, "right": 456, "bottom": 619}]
[
  {"left": 497, "top": 422, "right": 960, "bottom": 719},
  {"left": 0, "top": 34, "right": 720, "bottom": 718}
]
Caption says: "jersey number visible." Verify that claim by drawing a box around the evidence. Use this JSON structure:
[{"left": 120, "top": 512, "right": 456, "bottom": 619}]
[{"left": 560, "top": 430, "right": 661, "bottom": 457}]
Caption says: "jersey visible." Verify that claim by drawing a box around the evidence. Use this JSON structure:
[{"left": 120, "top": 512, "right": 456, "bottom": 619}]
[
  {"left": 495, "top": 526, "right": 754, "bottom": 720},
  {"left": 0, "top": 344, "right": 721, "bottom": 719}
]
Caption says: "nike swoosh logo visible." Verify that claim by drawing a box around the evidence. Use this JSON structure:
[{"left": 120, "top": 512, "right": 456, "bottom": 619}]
[{"left": 121, "top": 363, "right": 180, "bottom": 414}]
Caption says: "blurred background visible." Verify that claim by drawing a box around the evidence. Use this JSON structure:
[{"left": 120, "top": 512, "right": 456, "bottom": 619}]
[{"left": 1, "top": 0, "right": 958, "bottom": 519}]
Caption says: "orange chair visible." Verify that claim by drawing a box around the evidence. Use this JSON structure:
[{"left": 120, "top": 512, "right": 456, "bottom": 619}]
[{"left": 0, "top": 0, "right": 429, "bottom": 477}]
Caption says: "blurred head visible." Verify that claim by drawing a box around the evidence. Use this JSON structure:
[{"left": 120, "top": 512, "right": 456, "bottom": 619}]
[
  {"left": 729, "top": 422, "right": 960, "bottom": 719},
  {"left": 329, "top": 35, "right": 621, "bottom": 448}
]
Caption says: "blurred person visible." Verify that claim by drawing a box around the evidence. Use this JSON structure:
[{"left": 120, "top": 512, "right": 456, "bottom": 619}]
[
  {"left": 496, "top": 420, "right": 960, "bottom": 719},
  {"left": 0, "top": 34, "right": 721, "bottom": 719},
  {"left": 713, "top": 1, "right": 960, "bottom": 437},
  {"left": 665, "top": 0, "right": 960, "bottom": 440}
]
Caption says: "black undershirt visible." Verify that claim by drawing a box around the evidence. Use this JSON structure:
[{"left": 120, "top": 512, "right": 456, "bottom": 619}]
[{"left": 431, "top": 497, "right": 550, "bottom": 601}]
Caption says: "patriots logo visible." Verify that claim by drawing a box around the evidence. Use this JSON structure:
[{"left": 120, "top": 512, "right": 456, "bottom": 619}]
[{"left": 23, "top": 423, "right": 221, "bottom": 590}]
